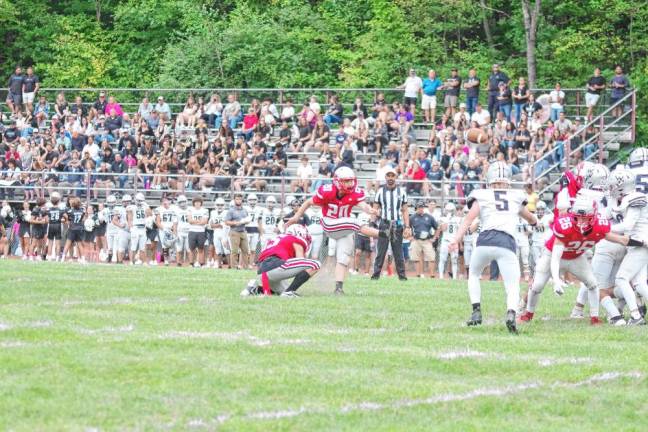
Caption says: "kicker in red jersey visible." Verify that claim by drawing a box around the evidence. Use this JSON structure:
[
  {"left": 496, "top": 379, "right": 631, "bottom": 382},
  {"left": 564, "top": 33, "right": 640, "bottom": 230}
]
[
  {"left": 554, "top": 171, "right": 582, "bottom": 216},
  {"left": 312, "top": 183, "right": 365, "bottom": 218},
  {"left": 257, "top": 234, "right": 309, "bottom": 263},
  {"left": 544, "top": 213, "right": 610, "bottom": 260}
]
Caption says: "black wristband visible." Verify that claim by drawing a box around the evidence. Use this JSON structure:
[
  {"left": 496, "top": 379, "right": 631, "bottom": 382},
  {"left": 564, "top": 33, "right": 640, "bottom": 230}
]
[{"left": 628, "top": 238, "right": 644, "bottom": 247}]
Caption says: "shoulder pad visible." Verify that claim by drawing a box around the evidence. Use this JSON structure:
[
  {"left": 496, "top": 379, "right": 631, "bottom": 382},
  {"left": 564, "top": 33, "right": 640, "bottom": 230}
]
[{"left": 622, "top": 192, "right": 647, "bottom": 209}]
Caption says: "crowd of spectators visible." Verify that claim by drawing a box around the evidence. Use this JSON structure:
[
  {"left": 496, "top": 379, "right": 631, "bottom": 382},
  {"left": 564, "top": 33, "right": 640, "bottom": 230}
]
[{"left": 0, "top": 64, "right": 631, "bottom": 205}]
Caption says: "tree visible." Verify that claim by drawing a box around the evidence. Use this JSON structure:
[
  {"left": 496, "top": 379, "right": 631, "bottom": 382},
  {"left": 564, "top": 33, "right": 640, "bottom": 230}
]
[{"left": 521, "top": 0, "right": 541, "bottom": 87}]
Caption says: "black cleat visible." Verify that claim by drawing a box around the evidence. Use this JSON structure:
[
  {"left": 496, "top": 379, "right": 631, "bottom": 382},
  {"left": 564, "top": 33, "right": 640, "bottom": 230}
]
[
  {"left": 334, "top": 286, "right": 345, "bottom": 295},
  {"left": 466, "top": 309, "right": 482, "bottom": 326},
  {"left": 627, "top": 316, "right": 646, "bottom": 326},
  {"left": 639, "top": 305, "right": 646, "bottom": 318},
  {"left": 506, "top": 309, "right": 518, "bottom": 334},
  {"left": 370, "top": 275, "right": 380, "bottom": 281},
  {"left": 398, "top": 276, "right": 408, "bottom": 281}
]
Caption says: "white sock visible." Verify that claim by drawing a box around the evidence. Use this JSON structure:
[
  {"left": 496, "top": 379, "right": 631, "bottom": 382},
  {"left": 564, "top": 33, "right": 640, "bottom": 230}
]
[
  {"left": 616, "top": 277, "right": 639, "bottom": 313},
  {"left": 587, "top": 286, "right": 600, "bottom": 317},
  {"left": 527, "top": 289, "right": 540, "bottom": 313},
  {"left": 576, "top": 284, "right": 588, "bottom": 306},
  {"left": 468, "top": 272, "right": 481, "bottom": 305},
  {"left": 601, "top": 296, "right": 620, "bottom": 319}
]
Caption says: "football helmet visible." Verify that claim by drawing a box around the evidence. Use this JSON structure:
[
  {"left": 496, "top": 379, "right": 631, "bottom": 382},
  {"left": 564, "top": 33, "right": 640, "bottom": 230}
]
[
  {"left": 266, "top": 196, "right": 277, "bottom": 209},
  {"left": 628, "top": 147, "right": 648, "bottom": 169},
  {"left": 135, "top": 192, "right": 146, "bottom": 206},
  {"left": 570, "top": 193, "right": 597, "bottom": 234},
  {"left": 247, "top": 193, "right": 258, "bottom": 206},
  {"left": 286, "top": 224, "right": 312, "bottom": 247},
  {"left": 333, "top": 166, "right": 357, "bottom": 194},
  {"left": 161, "top": 229, "right": 177, "bottom": 249},
  {"left": 177, "top": 194, "right": 188, "bottom": 209},
  {"left": 607, "top": 169, "right": 635, "bottom": 199},
  {"left": 444, "top": 202, "right": 456, "bottom": 215},
  {"left": 582, "top": 163, "right": 609, "bottom": 191},
  {"left": 106, "top": 194, "right": 117, "bottom": 207},
  {"left": 84, "top": 218, "right": 95, "bottom": 232},
  {"left": 486, "top": 161, "right": 512, "bottom": 186},
  {"left": 536, "top": 200, "right": 547, "bottom": 218},
  {"left": 215, "top": 197, "right": 226, "bottom": 210},
  {"left": 574, "top": 161, "right": 596, "bottom": 189},
  {"left": 121, "top": 194, "right": 132, "bottom": 205},
  {"left": 50, "top": 191, "right": 61, "bottom": 203}
]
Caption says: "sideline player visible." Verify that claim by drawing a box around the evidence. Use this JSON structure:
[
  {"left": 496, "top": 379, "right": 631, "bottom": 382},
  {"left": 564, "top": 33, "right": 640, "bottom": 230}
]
[
  {"left": 449, "top": 161, "right": 538, "bottom": 333},
  {"left": 438, "top": 202, "right": 460, "bottom": 280},
  {"left": 127, "top": 192, "right": 150, "bottom": 265},
  {"left": 241, "top": 224, "right": 320, "bottom": 297},
  {"left": 244, "top": 193, "right": 264, "bottom": 266},
  {"left": 155, "top": 197, "right": 178, "bottom": 266},
  {"left": 529, "top": 201, "right": 553, "bottom": 276},
  {"left": 261, "top": 196, "right": 281, "bottom": 248},
  {"left": 514, "top": 215, "right": 531, "bottom": 281},
  {"left": 174, "top": 195, "right": 190, "bottom": 266},
  {"left": 519, "top": 192, "right": 641, "bottom": 325},
  {"left": 45, "top": 192, "right": 66, "bottom": 261},
  {"left": 286, "top": 166, "right": 387, "bottom": 295},
  {"left": 209, "top": 197, "right": 230, "bottom": 268}
]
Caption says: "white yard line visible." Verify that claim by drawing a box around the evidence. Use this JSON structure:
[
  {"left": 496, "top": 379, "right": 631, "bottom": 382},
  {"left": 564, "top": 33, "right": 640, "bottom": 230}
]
[
  {"left": 192, "top": 371, "right": 640, "bottom": 427},
  {"left": 159, "top": 330, "right": 309, "bottom": 347}
]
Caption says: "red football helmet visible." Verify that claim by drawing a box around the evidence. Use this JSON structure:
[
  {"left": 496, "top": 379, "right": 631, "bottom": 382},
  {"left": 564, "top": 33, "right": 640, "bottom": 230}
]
[
  {"left": 570, "top": 193, "right": 597, "bottom": 234},
  {"left": 333, "top": 166, "right": 357, "bottom": 195}
]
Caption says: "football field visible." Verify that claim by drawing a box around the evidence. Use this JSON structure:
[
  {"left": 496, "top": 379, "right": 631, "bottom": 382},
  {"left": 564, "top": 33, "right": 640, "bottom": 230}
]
[{"left": 1, "top": 261, "right": 647, "bottom": 431}]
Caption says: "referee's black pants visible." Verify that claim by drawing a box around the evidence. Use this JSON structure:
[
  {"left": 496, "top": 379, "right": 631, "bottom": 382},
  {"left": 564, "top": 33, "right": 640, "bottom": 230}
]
[{"left": 372, "top": 221, "right": 406, "bottom": 279}]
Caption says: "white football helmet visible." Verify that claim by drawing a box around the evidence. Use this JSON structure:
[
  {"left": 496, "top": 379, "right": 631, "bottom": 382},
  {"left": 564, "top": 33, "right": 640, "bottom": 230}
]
[
  {"left": 122, "top": 194, "right": 132, "bottom": 205},
  {"left": 628, "top": 147, "right": 648, "bottom": 169},
  {"left": 571, "top": 193, "right": 597, "bottom": 234},
  {"left": 135, "top": 192, "right": 146, "bottom": 206},
  {"left": 444, "top": 202, "right": 456, "bottom": 215},
  {"left": 50, "top": 191, "right": 61, "bottom": 203},
  {"left": 574, "top": 161, "right": 596, "bottom": 188},
  {"left": 486, "top": 161, "right": 512, "bottom": 185},
  {"left": 247, "top": 193, "right": 258, "bottom": 206},
  {"left": 84, "top": 218, "right": 95, "bottom": 232},
  {"left": 333, "top": 166, "right": 357, "bottom": 194},
  {"left": 266, "top": 196, "right": 277, "bottom": 209},
  {"left": 177, "top": 194, "right": 188, "bottom": 209},
  {"left": 607, "top": 169, "right": 636, "bottom": 199},
  {"left": 582, "top": 164, "right": 609, "bottom": 191},
  {"left": 536, "top": 200, "right": 547, "bottom": 217},
  {"left": 285, "top": 195, "right": 296, "bottom": 206},
  {"left": 106, "top": 194, "right": 117, "bottom": 207},
  {"left": 161, "top": 229, "right": 177, "bottom": 249},
  {"left": 215, "top": 197, "right": 225, "bottom": 210},
  {"left": 286, "top": 224, "right": 312, "bottom": 246}
]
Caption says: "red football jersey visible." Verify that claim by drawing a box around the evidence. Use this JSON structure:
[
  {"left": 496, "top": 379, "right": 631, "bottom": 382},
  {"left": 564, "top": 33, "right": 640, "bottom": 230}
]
[
  {"left": 258, "top": 234, "right": 308, "bottom": 262},
  {"left": 312, "top": 183, "right": 365, "bottom": 218},
  {"left": 544, "top": 213, "right": 610, "bottom": 260},
  {"left": 553, "top": 171, "right": 581, "bottom": 217}
]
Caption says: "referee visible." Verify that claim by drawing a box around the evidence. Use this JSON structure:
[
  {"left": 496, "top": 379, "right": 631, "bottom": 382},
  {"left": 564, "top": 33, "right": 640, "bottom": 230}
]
[{"left": 371, "top": 167, "right": 410, "bottom": 281}]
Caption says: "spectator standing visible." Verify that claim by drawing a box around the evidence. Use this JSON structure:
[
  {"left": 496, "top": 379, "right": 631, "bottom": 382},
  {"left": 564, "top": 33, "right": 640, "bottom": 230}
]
[
  {"left": 487, "top": 64, "right": 510, "bottom": 121},
  {"left": 6, "top": 66, "right": 24, "bottom": 116},
  {"left": 549, "top": 82, "right": 565, "bottom": 121},
  {"left": 512, "top": 77, "right": 530, "bottom": 124},
  {"left": 585, "top": 67, "right": 606, "bottom": 121},
  {"left": 443, "top": 68, "right": 462, "bottom": 117},
  {"left": 410, "top": 201, "right": 439, "bottom": 278},
  {"left": 371, "top": 167, "right": 410, "bottom": 281},
  {"left": 463, "top": 68, "right": 480, "bottom": 117},
  {"left": 497, "top": 82, "right": 512, "bottom": 123},
  {"left": 421, "top": 69, "right": 443, "bottom": 124},
  {"left": 22, "top": 66, "right": 39, "bottom": 115},
  {"left": 609, "top": 65, "right": 630, "bottom": 118},
  {"left": 398, "top": 69, "right": 423, "bottom": 116},
  {"left": 225, "top": 193, "right": 250, "bottom": 270}
]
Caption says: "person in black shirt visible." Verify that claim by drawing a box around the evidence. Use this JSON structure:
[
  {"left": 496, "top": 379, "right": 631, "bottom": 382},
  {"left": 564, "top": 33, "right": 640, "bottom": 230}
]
[
  {"left": 523, "top": 93, "right": 543, "bottom": 119},
  {"left": 487, "top": 64, "right": 510, "bottom": 121},
  {"left": 443, "top": 68, "right": 462, "bottom": 117},
  {"left": 63, "top": 197, "right": 85, "bottom": 261},
  {"left": 585, "top": 67, "right": 607, "bottom": 121},
  {"left": 496, "top": 82, "right": 512, "bottom": 123},
  {"left": 282, "top": 200, "right": 311, "bottom": 226},
  {"left": 6, "top": 66, "right": 24, "bottom": 116},
  {"left": 30, "top": 197, "right": 48, "bottom": 259},
  {"left": 512, "top": 77, "right": 530, "bottom": 125},
  {"left": 3, "top": 120, "right": 19, "bottom": 145},
  {"left": 91, "top": 91, "right": 108, "bottom": 120},
  {"left": 22, "top": 66, "right": 39, "bottom": 114}
]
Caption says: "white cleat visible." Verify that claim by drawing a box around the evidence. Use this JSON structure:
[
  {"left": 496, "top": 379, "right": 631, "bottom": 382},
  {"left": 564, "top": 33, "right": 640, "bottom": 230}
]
[
  {"left": 570, "top": 307, "right": 585, "bottom": 319},
  {"left": 240, "top": 279, "right": 258, "bottom": 297},
  {"left": 193, "top": 262, "right": 201, "bottom": 268}
]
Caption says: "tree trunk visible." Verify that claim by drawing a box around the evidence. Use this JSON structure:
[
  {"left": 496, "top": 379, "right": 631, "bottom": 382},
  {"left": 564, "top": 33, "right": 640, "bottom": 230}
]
[
  {"left": 521, "top": 0, "right": 541, "bottom": 88},
  {"left": 479, "top": 0, "right": 495, "bottom": 50}
]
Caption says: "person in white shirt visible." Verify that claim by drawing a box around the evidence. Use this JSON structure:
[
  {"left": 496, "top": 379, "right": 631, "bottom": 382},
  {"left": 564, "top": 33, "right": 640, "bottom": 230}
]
[
  {"left": 470, "top": 103, "right": 491, "bottom": 127},
  {"left": 138, "top": 97, "right": 153, "bottom": 121},
  {"left": 549, "top": 82, "right": 565, "bottom": 121},
  {"left": 453, "top": 103, "right": 470, "bottom": 127},
  {"left": 154, "top": 96, "right": 172, "bottom": 122},
  {"left": 399, "top": 69, "right": 423, "bottom": 116},
  {"left": 309, "top": 95, "right": 321, "bottom": 115},
  {"left": 292, "top": 156, "right": 314, "bottom": 193},
  {"left": 281, "top": 99, "right": 296, "bottom": 122},
  {"left": 82, "top": 138, "right": 100, "bottom": 163},
  {"left": 187, "top": 196, "right": 209, "bottom": 268}
]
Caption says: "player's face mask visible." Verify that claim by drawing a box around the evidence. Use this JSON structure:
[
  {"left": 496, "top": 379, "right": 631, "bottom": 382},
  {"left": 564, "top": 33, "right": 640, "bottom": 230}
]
[{"left": 574, "top": 214, "right": 593, "bottom": 234}]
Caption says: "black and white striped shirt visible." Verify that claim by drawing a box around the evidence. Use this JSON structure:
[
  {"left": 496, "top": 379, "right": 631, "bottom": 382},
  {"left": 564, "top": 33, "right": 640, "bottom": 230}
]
[{"left": 375, "top": 186, "right": 408, "bottom": 222}]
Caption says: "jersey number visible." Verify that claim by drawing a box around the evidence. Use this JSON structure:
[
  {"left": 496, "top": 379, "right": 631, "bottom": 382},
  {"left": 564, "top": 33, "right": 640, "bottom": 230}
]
[
  {"left": 494, "top": 191, "right": 509, "bottom": 211},
  {"left": 327, "top": 204, "right": 351, "bottom": 218},
  {"left": 564, "top": 240, "right": 596, "bottom": 253},
  {"left": 636, "top": 174, "right": 648, "bottom": 193}
]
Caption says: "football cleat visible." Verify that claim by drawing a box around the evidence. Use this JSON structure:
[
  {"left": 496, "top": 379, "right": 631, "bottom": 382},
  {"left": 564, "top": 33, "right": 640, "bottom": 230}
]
[
  {"left": 639, "top": 305, "right": 647, "bottom": 318},
  {"left": 466, "top": 309, "right": 482, "bottom": 326},
  {"left": 240, "top": 279, "right": 260, "bottom": 297},
  {"left": 570, "top": 307, "right": 585, "bottom": 319},
  {"left": 518, "top": 311, "right": 534, "bottom": 323},
  {"left": 626, "top": 316, "right": 646, "bottom": 326},
  {"left": 590, "top": 316, "right": 602, "bottom": 325},
  {"left": 609, "top": 316, "right": 627, "bottom": 326},
  {"left": 506, "top": 310, "right": 518, "bottom": 334},
  {"left": 334, "top": 286, "right": 345, "bottom": 295},
  {"left": 398, "top": 276, "right": 408, "bottom": 281},
  {"left": 280, "top": 291, "right": 300, "bottom": 298}
]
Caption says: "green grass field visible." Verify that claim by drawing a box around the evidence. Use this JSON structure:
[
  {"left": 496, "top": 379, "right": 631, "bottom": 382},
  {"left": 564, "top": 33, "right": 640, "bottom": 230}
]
[{"left": 1, "top": 261, "right": 647, "bottom": 431}]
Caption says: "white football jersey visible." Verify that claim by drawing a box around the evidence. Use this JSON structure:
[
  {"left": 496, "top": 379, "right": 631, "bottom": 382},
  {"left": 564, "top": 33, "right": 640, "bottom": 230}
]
[
  {"left": 127, "top": 204, "right": 149, "bottom": 229},
  {"left": 157, "top": 206, "right": 177, "bottom": 230},
  {"left": 531, "top": 214, "right": 553, "bottom": 245},
  {"left": 629, "top": 165, "right": 648, "bottom": 194},
  {"left": 514, "top": 217, "right": 530, "bottom": 245},
  {"left": 174, "top": 206, "right": 190, "bottom": 234},
  {"left": 209, "top": 209, "right": 228, "bottom": 231},
  {"left": 244, "top": 205, "right": 263, "bottom": 230},
  {"left": 614, "top": 191, "right": 648, "bottom": 238},
  {"left": 110, "top": 205, "right": 127, "bottom": 229},
  {"left": 440, "top": 215, "right": 461, "bottom": 243},
  {"left": 261, "top": 207, "right": 281, "bottom": 233},
  {"left": 307, "top": 207, "right": 323, "bottom": 235},
  {"left": 187, "top": 207, "right": 209, "bottom": 232},
  {"left": 468, "top": 188, "right": 527, "bottom": 239}
]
